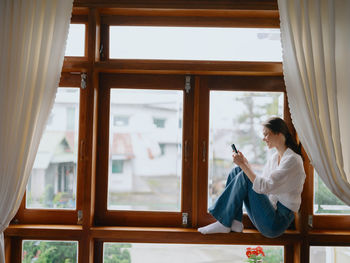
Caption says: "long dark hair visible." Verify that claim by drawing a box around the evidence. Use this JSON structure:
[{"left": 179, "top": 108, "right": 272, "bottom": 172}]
[{"left": 263, "top": 117, "right": 301, "bottom": 155}]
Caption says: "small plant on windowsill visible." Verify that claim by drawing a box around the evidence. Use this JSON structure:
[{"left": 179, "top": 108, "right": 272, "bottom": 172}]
[{"left": 246, "top": 246, "right": 265, "bottom": 263}]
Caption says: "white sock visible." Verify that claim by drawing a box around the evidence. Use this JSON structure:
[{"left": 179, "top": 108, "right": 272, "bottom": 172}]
[
  {"left": 198, "top": 221, "right": 230, "bottom": 234},
  {"left": 231, "top": 220, "right": 244, "bottom": 232}
]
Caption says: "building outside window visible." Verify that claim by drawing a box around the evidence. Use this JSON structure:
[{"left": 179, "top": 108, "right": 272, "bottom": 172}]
[
  {"left": 113, "top": 115, "right": 129, "bottom": 127},
  {"left": 112, "top": 160, "right": 124, "bottom": 174},
  {"left": 153, "top": 117, "right": 166, "bottom": 128}
]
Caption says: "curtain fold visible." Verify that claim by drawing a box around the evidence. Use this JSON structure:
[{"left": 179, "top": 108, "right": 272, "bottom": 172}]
[
  {"left": 0, "top": 0, "right": 73, "bottom": 262},
  {"left": 278, "top": 0, "right": 350, "bottom": 204}
]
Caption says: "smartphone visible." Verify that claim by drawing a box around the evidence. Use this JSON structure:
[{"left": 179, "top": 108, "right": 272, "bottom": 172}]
[{"left": 231, "top": 143, "right": 238, "bottom": 153}]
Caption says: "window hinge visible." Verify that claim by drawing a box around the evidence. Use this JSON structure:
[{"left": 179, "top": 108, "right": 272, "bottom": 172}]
[
  {"left": 182, "top": 212, "right": 188, "bottom": 226},
  {"left": 308, "top": 214, "right": 313, "bottom": 228},
  {"left": 185, "top": 75, "right": 191, "bottom": 93},
  {"left": 77, "top": 210, "right": 83, "bottom": 224},
  {"left": 81, "top": 73, "right": 87, "bottom": 89}
]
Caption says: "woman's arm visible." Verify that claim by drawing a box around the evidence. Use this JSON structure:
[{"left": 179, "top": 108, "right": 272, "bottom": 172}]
[
  {"left": 233, "top": 151, "right": 257, "bottom": 183},
  {"left": 253, "top": 154, "right": 304, "bottom": 195}
]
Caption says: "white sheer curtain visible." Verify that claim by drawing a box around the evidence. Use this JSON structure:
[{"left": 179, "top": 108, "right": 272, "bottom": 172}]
[
  {"left": 278, "top": 0, "right": 350, "bottom": 204},
  {"left": 0, "top": 0, "right": 73, "bottom": 261}
]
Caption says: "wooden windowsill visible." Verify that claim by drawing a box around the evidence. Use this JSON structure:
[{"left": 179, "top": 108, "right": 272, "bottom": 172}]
[
  {"left": 89, "top": 226, "right": 300, "bottom": 245},
  {"left": 5, "top": 224, "right": 299, "bottom": 245},
  {"left": 4, "top": 224, "right": 83, "bottom": 239},
  {"left": 7, "top": 224, "right": 350, "bottom": 246}
]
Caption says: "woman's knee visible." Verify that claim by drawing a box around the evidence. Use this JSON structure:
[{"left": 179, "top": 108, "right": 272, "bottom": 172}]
[
  {"left": 237, "top": 171, "right": 252, "bottom": 187},
  {"left": 229, "top": 166, "right": 242, "bottom": 177}
]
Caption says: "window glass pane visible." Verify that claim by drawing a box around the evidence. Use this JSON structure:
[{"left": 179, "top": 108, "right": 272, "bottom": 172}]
[
  {"left": 310, "top": 246, "right": 350, "bottom": 263},
  {"left": 108, "top": 89, "right": 183, "bottom": 211},
  {"left": 26, "top": 88, "right": 80, "bottom": 209},
  {"left": 103, "top": 243, "right": 284, "bottom": 263},
  {"left": 208, "top": 91, "right": 284, "bottom": 208},
  {"left": 314, "top": 170, "right": 350, "bottom": 215},
  {"left": 22, "top": 240, "right": 78, "bottom": 263},
  {"left": 110, "top": 26, "right": 282, "bottom": 61},
  {"left": 65, "top": 24, "right": 85, "bottom": 57}
]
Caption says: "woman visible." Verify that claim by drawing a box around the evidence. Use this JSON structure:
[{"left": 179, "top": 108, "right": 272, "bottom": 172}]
[{"left": 198, "top": 117, "right": 306, "bottom": 238}]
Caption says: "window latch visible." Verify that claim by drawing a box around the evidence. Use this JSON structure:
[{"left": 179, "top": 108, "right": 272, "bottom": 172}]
[
  {"left": 81, "top": 73, "right": 87, "bottom": 89},
  {"left": 185, "top": 75, "right": 191, "bottom": 93}
]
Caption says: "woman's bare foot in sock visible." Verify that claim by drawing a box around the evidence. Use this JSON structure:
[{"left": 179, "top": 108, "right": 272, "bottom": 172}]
[
  {"left": 231, "top": 220, "right": 243, "bottom": 232},
  {"left": 198, "top": 221, "right": 230, "bottom": 234}
]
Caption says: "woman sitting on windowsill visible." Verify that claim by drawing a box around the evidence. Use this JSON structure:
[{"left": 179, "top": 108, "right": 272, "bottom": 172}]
[{"left": 198, "top": 117, "right": 306, "bottom": 238}]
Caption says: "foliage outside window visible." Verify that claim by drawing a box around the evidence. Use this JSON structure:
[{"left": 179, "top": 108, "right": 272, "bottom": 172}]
[
  {"left": 22, "top": 240, "right": 78, "bottom": 263},
  {"left": 103, "top": 243, "right": 283, "bottom": 263},
  {"left": 314, "top": 171, "right": 350, "bottom": 215}
]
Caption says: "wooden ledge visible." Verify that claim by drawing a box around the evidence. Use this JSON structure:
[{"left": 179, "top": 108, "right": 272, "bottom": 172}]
[
  {"left": 4, "top": 224, "right": 83, "bottom": 239},
  {"left": 90, "top": 227, "right": 300, "bottom": 245},
  {"left": 94, "top": 60, "right": 283, "bottom": 76},
  {"left": 4, "top": 225, "right": 300, "bottom": 245}
]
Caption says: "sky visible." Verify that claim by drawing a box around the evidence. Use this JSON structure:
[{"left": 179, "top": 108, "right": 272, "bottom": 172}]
[{"left": 65, "top": 24, "right": 283, "bottom": 61}]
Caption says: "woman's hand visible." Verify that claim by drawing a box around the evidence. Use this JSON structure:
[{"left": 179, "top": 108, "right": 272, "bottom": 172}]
[
  {"left": 232, "top": 151, "right": 248, "bottom": 167},
  {"left": 232, "top": 151, "right": 256, "bottom": 183}
]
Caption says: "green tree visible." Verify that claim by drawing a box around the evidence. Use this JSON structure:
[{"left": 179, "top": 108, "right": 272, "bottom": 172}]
[
  {"left": 314, "top": 175, "right": 345, "bottom": 213},
  {"left": 264, "top": 247, "right": 283, "bottom": 263},
  {"left": 103, "top": 243, "right": 132, "bottom": 263},
  {"left": 235, "top": 93, "right": 282, "bottom": 166},
  {"left": 22, "top": 241, "right": 77, "bottom": 263}
]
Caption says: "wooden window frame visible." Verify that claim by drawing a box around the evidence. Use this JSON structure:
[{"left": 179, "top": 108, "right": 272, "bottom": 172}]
[
  {"left": 94, "top": 73, "right": 194, "bottom": 227},
  {"left": 195, "top": 75, "right": 294, "bottom": 230},
  {"left": 13, "top": 73, "right": 87, "bottom": 225},
  {"left": 6, "top": 2, "right": 350, "bottom": 263},
  {"left": 310, "top": 168, "right": 350, "bottom": 230}
]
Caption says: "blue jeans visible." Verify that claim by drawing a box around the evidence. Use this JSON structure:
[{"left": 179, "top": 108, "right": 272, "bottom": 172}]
[{"left": 209, "top": 166, "right": 295, "bottom": 238}]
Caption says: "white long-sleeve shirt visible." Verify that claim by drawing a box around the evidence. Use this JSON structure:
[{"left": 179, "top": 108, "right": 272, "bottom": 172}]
[{"left": 252, "top": 148, "right": 306, "bottom": 212}]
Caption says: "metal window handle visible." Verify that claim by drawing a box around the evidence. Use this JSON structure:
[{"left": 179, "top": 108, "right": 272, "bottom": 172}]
[{"left": 202, "top": 141, "right": 206, "bottom": 162}]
